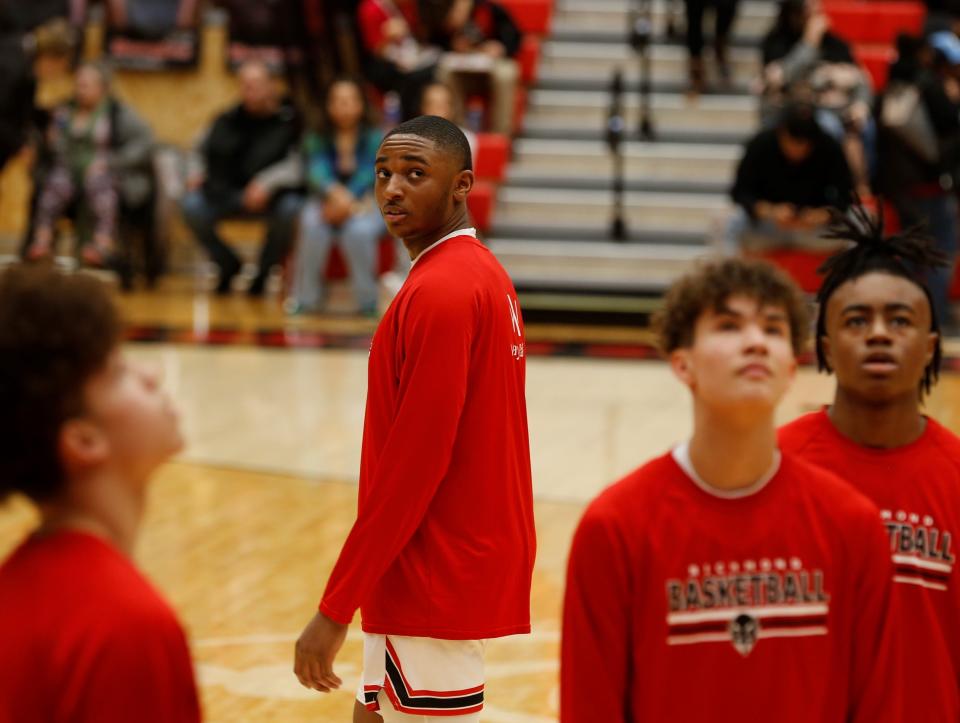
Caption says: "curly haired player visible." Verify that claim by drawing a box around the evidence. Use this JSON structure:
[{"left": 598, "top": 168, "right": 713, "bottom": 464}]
[
  {"left": 562, "top": 257, "right": 901, "bottom": 722},
  {"left": 0, "top": 265, "right": 200, "bottom": 722}
]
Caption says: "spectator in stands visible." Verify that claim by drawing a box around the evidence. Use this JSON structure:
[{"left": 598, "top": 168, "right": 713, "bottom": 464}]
[
  {"left": 876, "top": 31, "right": 960, "bottom": 330},
  {"left": 285, "top": 77, "right": 385, "bottom": 316},
  {"left": 725, "top": 100, "right": 853, "bottom": 252},
  {"left": 25, "top": 61, "right": 154, "bottom": 268},
  {"left": 0, "top": 31, "right": 37, "bottom": 175},
  {"left": 760, "top": 0, "right": 874, "bottom": 196},
  {"left": 419, "top": 80, "right": 476, "bottom": 154},
  {"left": 105, "top": 0, "right": 200, "bottom": 38},
  {"left": 683, "top": 0, "right": 740, "bottom": 93},
  {"left": 180, "top": 60, "right": 302, "bottom": 296},
  {"left": 423, "top": 0, "right": 521, "bottom": 134},
  {"left": 357, "top": 0, "right": 438, "bottom": 120},
  {"left": 925, "top": 0, "right": 960, "bottom": 34}
]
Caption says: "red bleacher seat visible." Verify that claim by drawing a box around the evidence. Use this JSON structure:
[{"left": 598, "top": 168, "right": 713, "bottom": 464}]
[
  {"left": 822, "top": 1, "right": 924, "bottom": 45},
  {"left": 853, "top": 44, "right": 896, "bottom": 90},
  {"left": 517, "top": 34, "right": 542, "bottom": 85},
  {"left": 746, "top": 249, "right": 829, "bottom": 293},
  {"left": 474, "top": 133, "right": 510, "bottom": 182},
  {"left": 496, "top": 0, "right": 553, "bottom": 35},
  {"left": 513, "top": 86, "right": 528, "bottom": 133},
  {"left": 467, "top": 181, "right": 496, "bottom": 231}
]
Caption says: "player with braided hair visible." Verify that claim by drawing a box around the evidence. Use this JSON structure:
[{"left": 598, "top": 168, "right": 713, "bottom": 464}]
[{"left": 780, "top": 200, "right": 960, "bottom": 720}]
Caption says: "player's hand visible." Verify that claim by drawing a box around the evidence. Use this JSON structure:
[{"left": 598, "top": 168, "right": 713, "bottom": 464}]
[
  {"left": 480, "top": 40, "right": 506, "bottom": 58},
  {"left": 323, "top": 186, "right": 354, "bottom": 225},
  {"left": 798, "top": 206, "right": 830, "bottom": 229},
  {"left": 770, "top": 203, "right": 797, "bottom": 227},
  {"left": 294, "top": 611, "right": 348, "bottom": 692},
  {"left": 186, "top": 172, "right": 205, "bottom": 192},
  {"left": 242, "top": 181, "right": 270, "bottom": 213},
  {"left": 383, "top": 17, "right": 409, "bottom": 42},
  {"left": 804, "top": 12, "right": 830, "bottom": 46}
]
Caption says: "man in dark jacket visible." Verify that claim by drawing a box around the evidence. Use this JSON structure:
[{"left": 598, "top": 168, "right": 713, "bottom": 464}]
[
  {"left": 180, "top": 60, "right": 302, "bottom": 295},
  {"left": 725, "top": 100, "right": 853, "bottom": 251}
]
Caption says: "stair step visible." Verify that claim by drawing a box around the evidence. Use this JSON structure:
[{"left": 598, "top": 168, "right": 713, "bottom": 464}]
[
  {"left": 524, "top": 89, "right": 757, "bottom": 134},
  {"left": 489, "top": 237, "right": 712, "bottom": 292},
  {"left": 495, "top": 187, "right": 731, "bottom": 233},
  {"left": 508, "top": 138, "right": 739, "bottom": 185},
  {"left": 539, "top": 41, "right": 760, "bottom": 87},
  {"left": 552, "top": 0, "right": 776, "bottom": 42}
]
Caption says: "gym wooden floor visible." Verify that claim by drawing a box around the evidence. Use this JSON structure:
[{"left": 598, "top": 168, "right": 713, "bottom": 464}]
[{"left": 2, "top": 285, "right": 959, "bottom": 722}]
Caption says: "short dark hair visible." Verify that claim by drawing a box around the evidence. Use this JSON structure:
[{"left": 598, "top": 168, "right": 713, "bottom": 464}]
[
  {"left": 0, "top": 265, "right": 121, "bottom": 503},
  {"left": 815, "top": 203, "right": 947, "bottom": 396},
  {"left": 320, "top": 75, "right": 372, "bottom": 132},
  {"left": 779, "top": 101, "right": 821, "bottom": 142},
  {"left": 383, "top": 114, "right": 473, "bottom": 172},
  {"left": 654, "top": 257, "right": 810, "bottom": 355}
]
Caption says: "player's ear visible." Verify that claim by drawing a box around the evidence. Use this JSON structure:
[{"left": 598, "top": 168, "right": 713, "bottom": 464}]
[
  {"left": 452, "top": 169, "right": 474, "bottom": 203},
  {"left": 925, "top": 330, "right": 939, "bottom": 366},
  {"left": 60, "top": 418, "right": 109, "bottom": 471},
  {"left": 669, "top": 348, "right": 694, "bottom": 387}
]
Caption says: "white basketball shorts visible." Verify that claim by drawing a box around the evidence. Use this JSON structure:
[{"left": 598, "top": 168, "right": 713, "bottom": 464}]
[{"left": 356, "top": 633, "right": 486, "bottom": 721}]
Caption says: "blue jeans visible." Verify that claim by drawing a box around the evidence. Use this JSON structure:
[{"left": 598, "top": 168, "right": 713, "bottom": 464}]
[
  {"left": 180, "top": 189, "right": 303, "bottom": 283},
  {"left": 289, "top": 200, "right": 386, "bottom": 311},
  {"left": 723, "top": 207, "right": 829, "bottom": 254}
]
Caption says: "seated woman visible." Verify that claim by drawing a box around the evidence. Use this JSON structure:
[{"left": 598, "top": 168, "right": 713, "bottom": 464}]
[
  {"left": 286, "top": 77, "right": 385, "bottom": 316},
  {"left": 26, "top": 62, "right": 153, "bottom": 267}
]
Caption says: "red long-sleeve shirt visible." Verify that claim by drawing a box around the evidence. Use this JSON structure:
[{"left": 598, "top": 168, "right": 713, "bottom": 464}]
[
  {"left": 561, "top": 449, "right": 901, "bottom": 723},
  {"left": 357, "top": 0, "right": 420, "bottom": 53},
  {"left": 0, "top": 530, "right": 201, "bottom": 723},
  {"left": 321, "top": 232, "right": 536, "bottom": 639},
  {"left": 780, "top": 409, "right": 960, "bottom": 720}
]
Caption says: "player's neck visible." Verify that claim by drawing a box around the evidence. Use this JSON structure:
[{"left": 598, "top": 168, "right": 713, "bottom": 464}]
[
  {"left": 403, "top": 208, "right": 472, "bottom": 260},
  {"left": 36, "top": 468, "right": 146, "bottom": 556},
  {"left": 828, "top": 388, "right": 927, "bottom": 449},
  {"left": 688, "top": 404, "right": 779, "bottom": 491}
]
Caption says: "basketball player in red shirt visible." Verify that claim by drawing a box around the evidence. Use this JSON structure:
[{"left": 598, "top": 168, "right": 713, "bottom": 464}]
[
  {"left": 562, "top": 258, "right": 901, "bottom": 722},
  {"left": 780, "top": 205, "right": 960, "bottom": 719},
  {"left": 294, "top": 115, "right": 535, "bottom": 722},
  {"left": 0, "top": 266, "right": 201, "bottom": 722}
]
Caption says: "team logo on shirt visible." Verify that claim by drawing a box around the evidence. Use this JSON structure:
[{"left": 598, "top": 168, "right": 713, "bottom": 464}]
[
  {"left": 507, "top": 294, "right": 524, "bottom": 360},
  {"left": 729, "top": 613, "right": 760, "bottom": 656},
  {"left": 881, "top": 509, "right": 955, "bottom": 591},
  {"left": 664, "top": 556, "right": 830, "bottom": 656}
]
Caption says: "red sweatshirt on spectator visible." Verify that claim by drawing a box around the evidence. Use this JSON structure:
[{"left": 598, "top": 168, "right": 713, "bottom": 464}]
[
  {"left": 357, "top": 0, "right": 420, "bottom": 53},
  {"left": 0, "top": 530, "right": 201, "bottom": 723},
  {"left": 321, "top": 231, "right": 536, "bottom": 639},
  {"left": 562, "top": 448, "right": 900, "bottom": 723},
  {"left": 780, "top": 409, "right": 960, "bottom": 720}
]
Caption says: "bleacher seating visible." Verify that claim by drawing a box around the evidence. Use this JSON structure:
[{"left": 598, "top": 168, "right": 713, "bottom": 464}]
[
  {"left": 499, "top": 0, "right": 553, "bottom": 124},
  {"left": 822, "top": 1, "right": 924, "bottom": 45},
  {"left": 754, "top": 0, "right": 955, "bottom": 294},
  {"left": 474, "top": 132, "right": 510, "bottom": 182},
  {"left": 853, "top": 44, "right": 896, "bottom": 90},
  {"left": 820, "top": 0, "right": 923, "bottom": 91}
]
